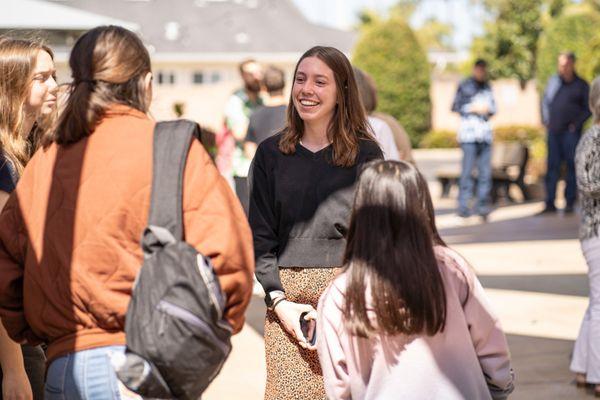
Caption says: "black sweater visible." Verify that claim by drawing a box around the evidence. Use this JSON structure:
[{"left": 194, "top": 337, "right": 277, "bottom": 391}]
[{"left": 248, "top": 133, "right": 383, "bottom": 294}]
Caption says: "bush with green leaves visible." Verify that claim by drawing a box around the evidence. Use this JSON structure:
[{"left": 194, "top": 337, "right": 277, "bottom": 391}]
[
  {"left": 353, "top": 17, "right": 431, "bottom": 147},
  {"left": 493, "top": 125, "right": 544, "bottom": 143},
  {"left": 536, "top": 10, "right": 600, "bottom": 93},
  {"left": 419, "top": 130, "right": 458, "bottom": 148}
]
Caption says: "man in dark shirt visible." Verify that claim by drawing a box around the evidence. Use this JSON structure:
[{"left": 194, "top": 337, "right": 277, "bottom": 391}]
[
  {"left": 541, "top": 52, "right": 591, "bottom": 214},
  {"left": 244, "top": 65, "right": 287, "bottom": 160}
]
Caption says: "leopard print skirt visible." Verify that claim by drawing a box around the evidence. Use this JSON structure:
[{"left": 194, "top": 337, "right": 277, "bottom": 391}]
[{"left": 264, "top": 267, "right": 341, "bottom": 400}]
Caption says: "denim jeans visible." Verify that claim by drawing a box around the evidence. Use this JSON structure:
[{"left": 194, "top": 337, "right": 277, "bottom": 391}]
[
  {"left": 545, "top": 130, "right": 580, "bottom": 208},
  {"left": 45, "top": 346, "right": 126, "bottom": 400},
  {"left": 458, "top": 142, "right": 492, "bottom": 215}
]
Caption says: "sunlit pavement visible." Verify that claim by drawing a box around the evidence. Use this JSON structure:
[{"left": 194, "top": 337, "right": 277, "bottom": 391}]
[{"left": 204, "top": 149, "right": 590, "bottom": 399}]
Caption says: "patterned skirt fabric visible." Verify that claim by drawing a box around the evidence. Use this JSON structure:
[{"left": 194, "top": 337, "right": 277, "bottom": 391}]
[{"left": 264, "top": 267, "right": 341, "bottom": 400}]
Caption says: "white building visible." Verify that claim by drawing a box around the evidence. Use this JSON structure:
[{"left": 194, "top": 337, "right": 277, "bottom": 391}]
[{"left": 2, "top": 0, "right": 356, "bottom": 129}]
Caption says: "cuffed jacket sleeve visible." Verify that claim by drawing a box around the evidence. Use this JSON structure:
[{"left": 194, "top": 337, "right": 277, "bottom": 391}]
[
  {"left": 0, "top": 185, "right": 42, "bottom": 344},
  {"left": 451, "top": 80, "right": 468, "bottom": 116},
  {"left": 183, "top": 139, "right": 255, "bottom": 333},
  {"left": 575, "top": 126, "right": 600, "bottom": 199},
  {"left": 541, "top": 76, "right": 558, "bottom": 127},
  {"left": 317, "top": 288, "right": 352, "bottom": 399},
  {"left": 449, "top": 248, "right": 515, "bottom": 400},
  {"left": 575, "top": 81, "right": 592, "bottom": 132},
  {"left": 248, "top": 146, "right": 283, "bottom": 294},
  {"left": 317, "top": 285, "right": 351, "bottom": 400}
]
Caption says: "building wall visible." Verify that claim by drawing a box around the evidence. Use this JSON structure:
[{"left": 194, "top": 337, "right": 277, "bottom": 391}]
[
  {"left": 431, "top": 74, "right": 542, "bottom": 132},
  {"left": 55, "top": 59, "right": 296, "bottom": 130},
  {"left": 150, "top": 61, "right": 296, "bottom": 130},
  {"left": 56, "top": 62, "right": 543, "bottom": 133}
]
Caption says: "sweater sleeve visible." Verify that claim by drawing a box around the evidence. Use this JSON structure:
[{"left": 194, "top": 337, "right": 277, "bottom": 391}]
[
  {"left": 575, "top": 81, "right": 592, "bottom": 131},
  {"left": 575, "top": 128, "right": 600, "bottom": 198},
  {"left": 317, "top": 284, "right": 352, "bottom": 400},
  {"left": 445, "top": 248, "right": 515, "bottom": 400},
  {"left": 248, "top": 145, "right": 283, "bottom": 293},
  {"left": 183, "top": 139, "right": 255, "bottom": 334},
  {"left": 0, "top": 191, "right": 42, "bottom": 344}
]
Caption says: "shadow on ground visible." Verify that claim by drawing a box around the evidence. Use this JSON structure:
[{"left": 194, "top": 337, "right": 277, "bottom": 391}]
[
  {"left": 440, "top": 213, "right": 579, "bottom": 244},
  {"left": 479, "top": 274, "right": 589, "bottom": 297},
  {"left": 507, "top": 334, "right": 592, "bottom": 400}
]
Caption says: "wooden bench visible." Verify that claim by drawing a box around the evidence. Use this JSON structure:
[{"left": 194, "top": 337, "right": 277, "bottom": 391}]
[{"left": 436, "top": 142, "right": 530, "bottom": 203}]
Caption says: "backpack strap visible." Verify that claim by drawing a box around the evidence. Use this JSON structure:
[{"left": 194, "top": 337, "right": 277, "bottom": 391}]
[{"left": 142, "top": 120, "right": 199, "bottom": 255}]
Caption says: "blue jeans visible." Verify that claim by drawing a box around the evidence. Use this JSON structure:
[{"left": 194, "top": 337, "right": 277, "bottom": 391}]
[
  {"left": 545, "top": 130, "right": 580, "bottom": 208},
  {"left": 459, "top": 142, "right": 492, "bottom": 215},
  {"left": 45, "top": 346, "right": 125, "bottom": 400}
]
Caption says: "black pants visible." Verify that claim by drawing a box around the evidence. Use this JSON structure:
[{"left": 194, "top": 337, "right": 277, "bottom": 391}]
[{"left": 0, "top": 345, "right": 46, "bottom": 400}]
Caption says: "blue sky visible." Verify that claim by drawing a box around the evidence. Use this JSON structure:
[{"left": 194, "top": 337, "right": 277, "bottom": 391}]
[{"left": 290, "top": 0, "right": 486, "bottom": 51}]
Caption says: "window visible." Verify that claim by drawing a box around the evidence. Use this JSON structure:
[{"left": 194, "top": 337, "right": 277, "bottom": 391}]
[
  {"left": 156, "top": 71, "right": 176, "bottom": 86},
  {"left": 210, "top": 71, "right": 221, "bottom": 83},
  {"left": 193, "top": 72, "right": 204, "bottom": 84}
]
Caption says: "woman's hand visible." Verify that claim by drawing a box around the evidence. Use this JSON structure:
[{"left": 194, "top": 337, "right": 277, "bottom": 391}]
[
  {"left": 2, "top": 369, "right": 32, "bottom": 400},
  {"left": 274, "top": 300, "right": 317, "bottom": 350}
]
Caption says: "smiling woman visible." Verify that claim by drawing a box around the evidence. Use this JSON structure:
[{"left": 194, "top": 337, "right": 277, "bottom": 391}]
[
  {"left": 0, "top": 36, "right": 58, "bottom": 400},
  {"left": 249, "top": 46, "right": 383, "bottom": 399}
]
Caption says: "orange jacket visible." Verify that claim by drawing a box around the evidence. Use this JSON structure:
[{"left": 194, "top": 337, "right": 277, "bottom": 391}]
[{"left": 0, "top": 106, "right": 254, "bottom": 362}]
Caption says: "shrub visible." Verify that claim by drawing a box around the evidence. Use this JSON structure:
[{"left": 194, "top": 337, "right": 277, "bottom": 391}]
[
  {"left": 494, "top": 125, "right": 546, "bottom": 179},
  {"left": 493, "top": 125, "right": 544, "bottom": 143},
  {"left": 353, "top": 17, "right": 431, "bottom": 147},
  {"left": 419, "top": 130, "right": 458, "bottom": 148}
]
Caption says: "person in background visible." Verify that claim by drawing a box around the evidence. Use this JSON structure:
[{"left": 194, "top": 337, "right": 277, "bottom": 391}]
[
  {"left": 219, "top": 59, "right": 264, "bottom": 213},
  {"left": 249, "top": 46, "right": 382, "bottom": 400},
  {"left": 0, "top": 36, "right": 57, "bottom": 400},
  {"left": 540, "top": 52, "right": 591, "bottom": 215},
  {"left": 0, "top": 26, "right": 254, "bottom": 398},
  {"left": 571, "top": 76, "right": 600, "bottom": 395},
  {"left": 353, "top": 66, "right": 414, "bottom": 163},
  {"left": 352, "top": 67, "right": 399, "bottom": 160},
  {"left": 452, "top": 58, "right": 497, "bottom": 219},
  {"left": 244, "top": 65, "right": 287, "bottom": 160},
  {"left": 317, "top": 160, "right": 514, "bottom": 400}
]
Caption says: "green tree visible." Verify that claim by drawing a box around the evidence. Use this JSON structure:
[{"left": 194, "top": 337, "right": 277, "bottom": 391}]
[
  {"left": 415, "top": 18, "right": 454, "bottom": 51},
  {"left": 536, "top": 9, "right": 600, "bottom": 93},
  {"left": 470, "top": 0, "right": 543, "bottom": 88},
  {"left": 353, "top": 16, "right": 431, "bottom": 146}
]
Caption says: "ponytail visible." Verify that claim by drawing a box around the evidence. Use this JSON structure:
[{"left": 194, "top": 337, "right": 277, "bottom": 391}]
[{"left": 54, "top": 26, "right": 151, "bottom": 146}]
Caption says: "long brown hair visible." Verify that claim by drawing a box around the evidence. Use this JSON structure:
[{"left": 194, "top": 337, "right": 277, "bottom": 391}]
[
  {"left": 53, "top": 26, "right": 151, "bottom": 146},
  {"left": 0, "top": 37, "right": 54, "bottom": 176},
  {"left": 343, "top": 160, "right": 447, "bottom": 338},
  {"left": 279, "top": 46, "right": 373, "bottom": 167}
]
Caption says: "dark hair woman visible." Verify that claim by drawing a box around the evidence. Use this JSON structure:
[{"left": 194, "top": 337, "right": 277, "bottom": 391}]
[
  {"left": 0, "top": 26, "right": 254, "bottom": 398},
  {"left": 317, "top": 160, "right": 514, "bottom": 400},
  {"left": 249, "top": 46, "right": 382, "bottom": 399},
  {"left": 0, "top": 36, "right": 58, "bottom": 400}
]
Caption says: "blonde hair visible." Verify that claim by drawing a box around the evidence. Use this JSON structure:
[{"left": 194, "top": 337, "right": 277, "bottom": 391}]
[
  {"left": 590, "top": 76, "right": 600, "bottom": 124},
  {"left": 0, "top": 37, "right": 54, "bottom": 176}
]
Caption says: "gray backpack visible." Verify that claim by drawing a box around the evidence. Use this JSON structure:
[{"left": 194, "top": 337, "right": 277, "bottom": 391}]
[{"left": 115, "top": 120, "right": 232, "bottom": 399}]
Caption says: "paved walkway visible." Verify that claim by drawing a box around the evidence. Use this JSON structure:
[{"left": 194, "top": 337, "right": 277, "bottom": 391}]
[{"left": 204, "top": 149, "right": 590, "bottom": 399}]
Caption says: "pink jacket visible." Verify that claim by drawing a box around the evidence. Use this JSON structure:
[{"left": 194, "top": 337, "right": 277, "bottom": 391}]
[{"left": 317, "top": 245, "right": 514, "bottom": 400}]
